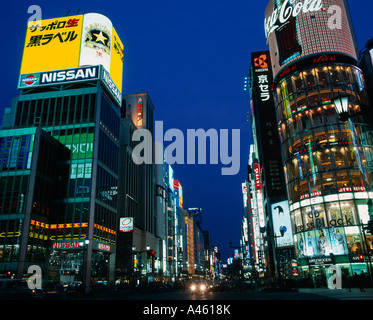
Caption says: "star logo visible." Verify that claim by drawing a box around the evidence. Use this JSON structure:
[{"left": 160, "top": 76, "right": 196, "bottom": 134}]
[
  {"left": 93, "top": 31, "right": 108, "bottom": 45},
  {"left": 83, "top": 25, "right": 111, "bottom": 54}
]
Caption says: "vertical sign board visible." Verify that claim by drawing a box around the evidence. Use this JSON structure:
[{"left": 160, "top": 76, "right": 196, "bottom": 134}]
[
  {"left": 271, "top": 200, "right": 294, "bottom": 248},
  {"left": 110, "top": 27, "right": 124, "bottom": 93},
  {"left": 254, "top": 163, "right": 266, "bottom": 231},
  {"left": 179, "top": 182, "right": 183, "bottom": 208},
  {"left": 251, "top": 51, "right": 286, "bottom": 198},
  {"left": 242, "top": 182, "right": 248, "bottom": 208}
]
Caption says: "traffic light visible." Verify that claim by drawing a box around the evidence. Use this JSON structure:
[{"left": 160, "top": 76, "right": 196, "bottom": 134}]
[
  {"left": 6, "top": 271, "right": 12, "bottom": 278},
  {"left": 368, "top": 219, "right": 373, "bottom": 235},
  {"left": 147, "top": 250, "right": 156, "bottom": 258},
  {"left": 359, "top": 254, "right": 365, "bottom": 262}
]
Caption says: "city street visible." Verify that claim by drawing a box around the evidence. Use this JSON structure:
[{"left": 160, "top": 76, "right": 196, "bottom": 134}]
[
  {"left": 11, "top": 287, "right": 372, "bottom": 319},
  {"left": 120, "top": 288, "right": 373, "bottom": 301},
  {"left": 45, "top": 286, "right": 373, "bottom": 301}
]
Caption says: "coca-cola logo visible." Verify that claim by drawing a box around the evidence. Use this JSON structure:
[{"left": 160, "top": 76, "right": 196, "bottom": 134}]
[{"left": 265, "top": 0, "right": 324, "bottom": 39}]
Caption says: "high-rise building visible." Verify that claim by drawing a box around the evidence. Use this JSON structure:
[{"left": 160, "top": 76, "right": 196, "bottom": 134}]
[
  {"left": 265, "top": 0, "right": 373, "bottom": 284},
  {"left": 1, "top": 13, "right": 124, "bottom": 290},
  {"left": 0, "top": 127, "right": 70, "bottom": 279},
  {"left": 117, "top": 93, "right": 160, "bottom": 283},
  {"left": 122, "top": 93, "right": 155, "bottom": 234}
]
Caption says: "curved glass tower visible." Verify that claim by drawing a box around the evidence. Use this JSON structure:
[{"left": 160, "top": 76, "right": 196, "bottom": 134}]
[{"left": 265, "top": 0, "right": 373, "bottom": 283}]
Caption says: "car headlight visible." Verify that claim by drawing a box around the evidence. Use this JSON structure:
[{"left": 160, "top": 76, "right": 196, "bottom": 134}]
[
  {"left": 200, "top": 284, "right": 206, "bottom": 291},
  {"left": 191, "top": 284, "right": 196, "bottom": 291}
]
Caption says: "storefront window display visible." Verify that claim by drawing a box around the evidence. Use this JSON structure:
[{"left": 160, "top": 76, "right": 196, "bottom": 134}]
[
  {"left": 305, "top": 231, "right": 317, "bottom": 257},
  {"left": 329, "top": 227, "right": 349, "bottom": 255},
  {"left": 48, "top": 250, "right": 84, "bottom": 284},
  {"left": 301, "top": 205, "right": 327, "bottom": 230},
  {"left": 345, "top": 226, "right": 363, "bottom": 255},
  {"left": 292, "top": 209, "right": 302, "bottom": 234}
]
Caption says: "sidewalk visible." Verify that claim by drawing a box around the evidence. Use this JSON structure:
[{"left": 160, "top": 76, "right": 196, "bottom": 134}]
[{"left": 298, "top": 287, "right": 373, "bottom": 300}]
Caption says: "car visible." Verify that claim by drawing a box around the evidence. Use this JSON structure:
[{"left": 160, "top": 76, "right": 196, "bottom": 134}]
[{"left": 189, "top": 280, "right": 209, "bottom": 293}]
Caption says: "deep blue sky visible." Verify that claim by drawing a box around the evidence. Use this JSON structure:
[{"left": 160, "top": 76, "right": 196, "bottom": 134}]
[{"left": 2, "top": 0, "right": 373, "bottom": 262}]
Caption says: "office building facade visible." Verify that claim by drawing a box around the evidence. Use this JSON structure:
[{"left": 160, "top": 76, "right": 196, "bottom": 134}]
[
  {"left": 0, "top": 13, "right": 124, "bottom": 290},
  {"left": 0, "top": 127, "right": 70, "bottom": 278}
]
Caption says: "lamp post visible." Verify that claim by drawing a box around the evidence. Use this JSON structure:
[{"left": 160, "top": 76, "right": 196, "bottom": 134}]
[
  {"left": 332, "top": 94, "right": 373, "bottom": 283},
  {"left": 332, "top": 95, "right": 350, "bottom": 122}
]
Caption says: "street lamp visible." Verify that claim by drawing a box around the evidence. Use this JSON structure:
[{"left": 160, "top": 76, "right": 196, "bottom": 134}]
[
  {"left": 333, "top": 94, "right": 373, "bottom": 283},
  {"left": 332, "top": 95, "right": 350, "bottom": 122}
]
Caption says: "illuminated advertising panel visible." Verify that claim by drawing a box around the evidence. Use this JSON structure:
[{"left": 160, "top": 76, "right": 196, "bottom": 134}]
[
  {"left": 271, "top": 200, "right": 294, "bottom": 247},
  {"left": 110, "top": 27, "right": 124, "bottom": 92},
  {"left": 120, "top": 218, "right": 134, "bottom": 232},
  {"left": 54, "top": 133, "right": 94, "bottom": 160},
  {"left": 18, "top": 65, "right": 100, "bottom": 89},
  {"left": 20, "top": 13, "right": 123, "bottom": 94},
  {"left": 251, "top": 51, "right": 286, "bottom": 197},
  {"left": 52, "top": 241, "right": 84, "bottom": 249},
  {"left": 137, "top": 97, "right": 143, "bottom": 127},
  {"left": 179, "top": 182, "right": 183, "bottom": 208},
  {"left": 101, "top": 67, "right": 122, "bottom": 105},
  {"left": 168, "top": 165, "right": 174, "bottom": 192},
  {"left": 242, "top": 182, "right": 248, "bottom": 208},
  {"left": 254, "top": 163, "right": 266, "bottom": 230},
  {"left": 265, "top": 0, "right": 358, "bottom": 78},
  {"left": 79, "top": 13, "right": 112, "bottom": 74},
  {"left": 21, "top": 15, "right": 83, "bottom": 75}
]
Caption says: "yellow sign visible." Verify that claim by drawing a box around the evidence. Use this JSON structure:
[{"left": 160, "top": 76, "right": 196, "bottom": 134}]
[
  {"left": 20, "top": 15, "right": 83, "bottom": 74},
  {"left": 20, "top": 13, "right": 124, "bottom": 94},
  {"left": 110, "top": 27, "right": 124, "bottom": 93}
]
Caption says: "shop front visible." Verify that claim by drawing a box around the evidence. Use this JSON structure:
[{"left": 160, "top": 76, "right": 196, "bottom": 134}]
[
  {"left": 298, "top": 249, "right": 371, "bottom": 288},
  {"left": 291, "top": 194, "right": 373, "bottom": 288},
  {"left": 48, "top": 239, "right": 115, "bottom": 286},
  {"left": 48, "top": 240, "right": 87, "bottom": 284}
]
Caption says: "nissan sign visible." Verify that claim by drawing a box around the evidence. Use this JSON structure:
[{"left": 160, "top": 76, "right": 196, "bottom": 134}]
[{"left": 18, "top": 65, "right": 100, "bottom": 89}]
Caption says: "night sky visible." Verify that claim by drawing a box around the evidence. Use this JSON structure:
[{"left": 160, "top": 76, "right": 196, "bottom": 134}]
[{"left": 2, "top": 0, "right": 373, "bottom": 262}]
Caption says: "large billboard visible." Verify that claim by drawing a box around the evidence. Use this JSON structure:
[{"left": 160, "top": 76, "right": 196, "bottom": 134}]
[
  {"left": 265, "top": 0, "right": 358, "bottom": 78},
  {"left": 21, "top": 15, "right": 83, "bottom": 75},
  {"left": 271, "top": 200, "right": 293, "bottom": 248},
  {"left": 20, "top": 13, "right": 123, "bottom": 93},
  {"left": 79, "top": 13, "right": 112, "bottom": 72}
]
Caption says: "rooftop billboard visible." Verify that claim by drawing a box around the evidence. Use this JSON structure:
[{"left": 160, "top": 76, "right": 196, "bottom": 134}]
[
  {"left": 20, "top": 13, "right": 123, "bottom": 93},
  {"left": 265, "top": 0, "right": 358, "bottom": 78}
]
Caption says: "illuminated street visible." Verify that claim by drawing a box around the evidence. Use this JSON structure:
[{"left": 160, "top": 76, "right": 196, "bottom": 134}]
[{"left": 1, "top": 1, "right": 373, "bottom": 303}]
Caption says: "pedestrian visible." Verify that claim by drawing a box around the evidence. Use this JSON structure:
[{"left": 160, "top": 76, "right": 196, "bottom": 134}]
[
  {"left": 346, "top": 275, "right": 352, "bottom": 292},
  {"left": 358, "top": 272, "right": 366, "bottom": 293},
  {"left": 342, "top": 274, "right": 350, "bottom": 292}
]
